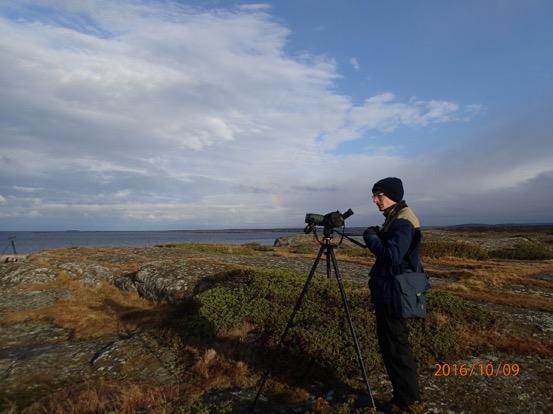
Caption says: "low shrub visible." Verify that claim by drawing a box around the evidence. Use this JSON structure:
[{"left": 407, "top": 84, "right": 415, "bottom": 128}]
[
  {"left": 422, "top": 240, "right": 489, "bottom": 260},
  {"left": 180, "top": 267, "right": 494, "bottom": 381},
  {"left": 409, "top": 292, "right": 494, "bottom": 363},
  {"left": 488, "top": 242, "right": 552, "bottom": 260}
]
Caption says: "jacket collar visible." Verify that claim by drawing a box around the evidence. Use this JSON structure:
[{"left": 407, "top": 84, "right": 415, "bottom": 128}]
[
  {"left": 382, "top": 200, "right": 408, "bottom": 231},
  {"left": 383, "top": 200, "right": 408, "bottom": 218}
]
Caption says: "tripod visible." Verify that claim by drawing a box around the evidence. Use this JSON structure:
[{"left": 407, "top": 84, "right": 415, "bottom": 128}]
[
  {"left": 251, "top": 229, "right": 376, "bottom": 411},
  {"left": 1, "top": 235, "right": 17, "bottom": 255}
]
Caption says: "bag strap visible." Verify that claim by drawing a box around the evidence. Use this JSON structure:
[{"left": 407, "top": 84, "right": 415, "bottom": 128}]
[{"left": 404, "top": 231, "right": 424, "bottom": 273}]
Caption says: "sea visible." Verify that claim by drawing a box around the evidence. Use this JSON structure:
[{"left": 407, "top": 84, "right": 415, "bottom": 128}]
[{"left": 0, "top": 229, "right": 304, "bottom": 254}]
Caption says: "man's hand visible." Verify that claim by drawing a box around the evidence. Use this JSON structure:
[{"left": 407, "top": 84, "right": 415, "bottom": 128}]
[
  {"left": 363, "top": 226, "right": 380, "bottom": 243},
  {"left": 364, "top": 225, "right": 380, "bottom": 236}
]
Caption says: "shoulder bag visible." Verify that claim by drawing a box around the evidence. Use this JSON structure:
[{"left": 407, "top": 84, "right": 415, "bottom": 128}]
[{"left": 390, "top": 235, "right": 431, "bottom": 319}]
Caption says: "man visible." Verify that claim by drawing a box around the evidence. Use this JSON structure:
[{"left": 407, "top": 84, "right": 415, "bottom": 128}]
[{"left": 363, "top": 177, "right": 422, "bottom": 412}]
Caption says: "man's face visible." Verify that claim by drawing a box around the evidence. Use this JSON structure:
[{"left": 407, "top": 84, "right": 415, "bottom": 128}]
[{"left": 372, "top": 192, "right": 396, "bottom": 211}]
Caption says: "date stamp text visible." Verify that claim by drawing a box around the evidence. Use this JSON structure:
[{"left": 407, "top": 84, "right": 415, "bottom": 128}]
[{"left": 434, "top": 362, "right": 520, "bottom": 377}]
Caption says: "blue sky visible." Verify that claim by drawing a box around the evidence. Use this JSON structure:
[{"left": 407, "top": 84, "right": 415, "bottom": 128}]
[{"left": 0, "top": 0, "right": 552, "bottom": 230}]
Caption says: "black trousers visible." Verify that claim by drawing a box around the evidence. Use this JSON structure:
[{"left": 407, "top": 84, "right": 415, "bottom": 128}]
[{"left": 375, "top": 304, "right": 420, "bottom": 405}]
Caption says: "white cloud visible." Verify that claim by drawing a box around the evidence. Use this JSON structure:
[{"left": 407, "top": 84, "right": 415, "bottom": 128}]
[
  {"left": 319, "top": 93, "right": 468, "bottom": 149},
  {"left": 0, "top": 195, "right": 7, "bottom": 205},
  {"left": 238, "top": 3, "right": 272, "bottom": 11},
  {"left": 78, "top": 159, "right": 148, "bottom": 175},
  {"left": 350, "top": 57, "right": 360, "bottom": 70},
  {"left": 3, "top": 0, "right": 541, "bottom": 229},
  {"left": 351, "top": 93, "right": 460, "bottom": 129},
  {"left": 13, "top": 186, "right": 43, "bottom": 193}
]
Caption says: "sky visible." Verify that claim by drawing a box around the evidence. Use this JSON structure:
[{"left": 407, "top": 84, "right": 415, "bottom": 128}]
[{"left": 0, "top": 0, "right": 552, "bottom": 230}]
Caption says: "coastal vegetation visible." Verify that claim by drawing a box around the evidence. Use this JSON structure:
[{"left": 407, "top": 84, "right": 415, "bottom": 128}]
[{"left": 1, "top": 227, "right": 552, "bottom": 413}]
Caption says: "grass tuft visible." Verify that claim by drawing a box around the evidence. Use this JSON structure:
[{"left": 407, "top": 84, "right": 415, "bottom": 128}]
[{"left": 4, "top": 273, "right": 171, "bottom": 338}]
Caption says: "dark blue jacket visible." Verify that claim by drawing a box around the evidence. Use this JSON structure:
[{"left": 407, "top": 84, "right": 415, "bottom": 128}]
[{"left": 363, "top": 201, "right": 422, "bottom": 305}]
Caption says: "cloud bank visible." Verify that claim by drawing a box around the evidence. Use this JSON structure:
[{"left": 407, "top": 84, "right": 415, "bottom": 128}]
[{"left": 0, "top": 0, "right": 550, "bottom": 230}]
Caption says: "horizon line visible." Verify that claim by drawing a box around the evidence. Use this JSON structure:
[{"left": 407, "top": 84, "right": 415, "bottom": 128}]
[{"left": 1, "top": 222, "right": 553, "bottom": 232}]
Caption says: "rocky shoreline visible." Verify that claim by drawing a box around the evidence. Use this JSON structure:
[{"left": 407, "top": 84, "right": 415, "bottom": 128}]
[{"left": 1, "top": 233, "right": 552, "bottom": 413}]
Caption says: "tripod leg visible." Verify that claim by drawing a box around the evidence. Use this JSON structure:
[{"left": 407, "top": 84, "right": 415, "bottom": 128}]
[
  {"left": 251, "top": 243, "right": 326, "bottom": 411},
  {"left": 326, "top": 247, "right": 332, "bottom": 279},
  {"left": 329, "top": 247, "right": 376, "bottom": 410}
]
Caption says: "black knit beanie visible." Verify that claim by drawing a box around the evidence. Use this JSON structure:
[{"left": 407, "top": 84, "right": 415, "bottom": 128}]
[{"left": 372, "top": 177, "right": 404, "bottom": 202}]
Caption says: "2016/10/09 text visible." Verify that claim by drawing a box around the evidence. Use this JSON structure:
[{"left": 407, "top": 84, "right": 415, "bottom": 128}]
[{"left": 434, "top": 362, "right": 520, "bottom": 377}]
